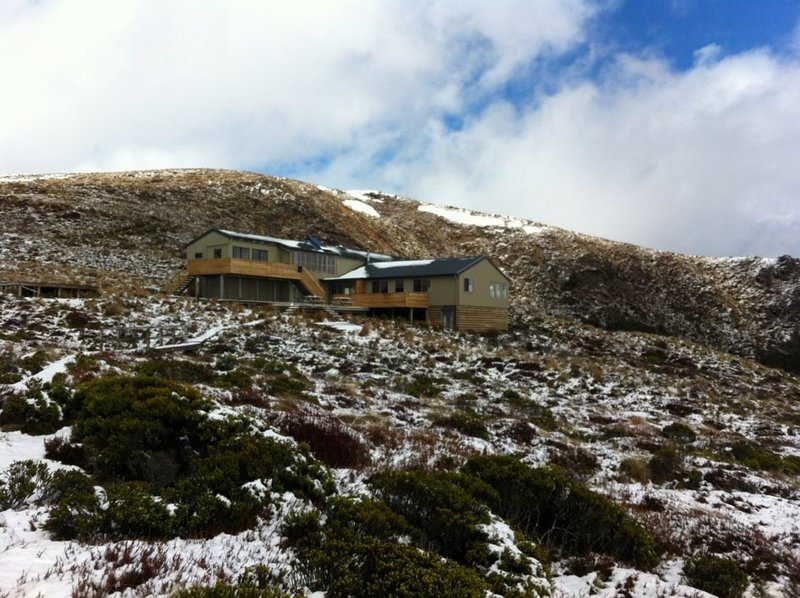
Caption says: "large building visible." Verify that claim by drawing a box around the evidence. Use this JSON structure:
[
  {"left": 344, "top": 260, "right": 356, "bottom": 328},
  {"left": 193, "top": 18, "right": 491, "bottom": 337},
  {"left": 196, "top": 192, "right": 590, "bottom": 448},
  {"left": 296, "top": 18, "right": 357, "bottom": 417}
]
[{"left": 182, "top": 229, "right": 509, "bottom": 332}]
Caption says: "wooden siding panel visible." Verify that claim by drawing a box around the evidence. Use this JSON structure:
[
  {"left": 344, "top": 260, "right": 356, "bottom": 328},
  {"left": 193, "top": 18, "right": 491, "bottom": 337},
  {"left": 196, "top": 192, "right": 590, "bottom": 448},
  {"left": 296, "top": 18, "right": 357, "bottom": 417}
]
[{"left": 456, "top": 306, "right": 509, "bottom": 332}]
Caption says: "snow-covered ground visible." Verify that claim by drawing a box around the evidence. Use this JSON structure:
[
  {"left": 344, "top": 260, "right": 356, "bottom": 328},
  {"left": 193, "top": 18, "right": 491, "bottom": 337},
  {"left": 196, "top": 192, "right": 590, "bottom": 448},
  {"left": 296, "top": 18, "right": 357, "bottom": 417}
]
[{"left": 2, "top": 293, "right": 800, "bottom": 596}]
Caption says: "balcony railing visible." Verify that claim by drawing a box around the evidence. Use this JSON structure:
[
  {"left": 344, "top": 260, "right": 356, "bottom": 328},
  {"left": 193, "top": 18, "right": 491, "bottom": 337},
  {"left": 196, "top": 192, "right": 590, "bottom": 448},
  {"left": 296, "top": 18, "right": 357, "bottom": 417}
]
[
  {"left": 332, "top": 292, "right": 429, "bottom": 309},
  {"left": 187, "top": 258, "right": 325, "bottom": 298}
]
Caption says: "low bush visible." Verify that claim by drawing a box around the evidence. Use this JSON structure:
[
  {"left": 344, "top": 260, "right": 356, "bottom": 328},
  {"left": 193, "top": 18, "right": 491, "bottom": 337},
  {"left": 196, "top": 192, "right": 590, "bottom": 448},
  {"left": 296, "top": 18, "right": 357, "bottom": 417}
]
[
  {"left": 136, "top": 359, "right": 216, "bottom": 384},
  {"left": 0, "top": 460, "right": 53, "bottom": 510},
  {"left": 44, "top": 470, "right": 103, "bottom": 540},
  {"left": 402, "top": 374, "right": 445, "bottom": 398},
  {"left": 283, "top": 497, "right": 487, "bottom": 598},
  {"left": 463, "top": 455, "right": 658, "bottom": 569},
  {"left": 430, "top": 410, "right": 489, "bottom": 440},
  {"left": 370, "top": 470, "right": 493, "bottom": 564},
  {"left": 661, "top": 422, "right": 697, "bottom": 444},
  {"left": 273, "top": 409, "right": 370, "bottom": 469},
  {"left": 648, "top": 445, "right": 685, "bottom": 485},
  {"left": 727, "top": 442, "right": 800, "bottom": 475},
  {"left": 0, "top": 388, "right": 62, "bottom": 435},
  {"left": 684, "top": 554, "right": 748, "bottom": 598}
]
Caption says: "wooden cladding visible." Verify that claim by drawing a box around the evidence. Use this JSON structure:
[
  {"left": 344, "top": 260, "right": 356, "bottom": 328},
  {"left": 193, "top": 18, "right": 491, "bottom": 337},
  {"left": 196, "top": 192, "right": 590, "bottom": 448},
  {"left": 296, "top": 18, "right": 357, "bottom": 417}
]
[
  {"left": 427, "top": 305, "right": 508, "bottom": 332},
  {"left": 332, "top": 292, "right": 430, "bottom": 309},
  {"left": 187, "top": 259, "right": 325, "bottom": 298}
]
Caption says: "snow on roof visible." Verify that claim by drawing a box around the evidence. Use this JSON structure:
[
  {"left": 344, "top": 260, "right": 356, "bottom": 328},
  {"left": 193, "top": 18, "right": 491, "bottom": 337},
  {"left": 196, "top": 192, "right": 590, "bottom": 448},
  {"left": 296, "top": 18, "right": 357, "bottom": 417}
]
[
  {"left": 418, "top": 204, "right": 548, "bottom": 235},
  {"left": 343, "top": 198, "right": 380, "bottom": 218}
]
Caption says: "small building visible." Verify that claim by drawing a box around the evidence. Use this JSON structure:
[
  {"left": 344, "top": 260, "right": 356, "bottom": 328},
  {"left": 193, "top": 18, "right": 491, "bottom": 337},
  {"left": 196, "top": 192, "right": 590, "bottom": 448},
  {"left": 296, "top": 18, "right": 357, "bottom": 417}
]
[
  {"left": 325, "top": 256, "right": 509, "bottom": 332},
  {"left": 181, "top": 229, "right": 509, "bottom": 332}
]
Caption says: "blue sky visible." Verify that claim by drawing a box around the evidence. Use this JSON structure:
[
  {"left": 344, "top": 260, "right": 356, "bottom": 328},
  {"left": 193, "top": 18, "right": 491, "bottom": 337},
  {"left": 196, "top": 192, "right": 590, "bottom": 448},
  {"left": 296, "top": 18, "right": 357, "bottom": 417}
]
[{"left": 2, "top": 0, "right": 799, "bottom": 257}]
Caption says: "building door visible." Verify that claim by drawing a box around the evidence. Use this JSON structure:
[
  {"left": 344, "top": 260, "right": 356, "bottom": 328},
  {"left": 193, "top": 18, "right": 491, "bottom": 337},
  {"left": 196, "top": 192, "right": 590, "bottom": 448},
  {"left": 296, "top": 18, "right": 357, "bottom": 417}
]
[{"left": 441, "top": 306, "right": 456, "bottom": 329}]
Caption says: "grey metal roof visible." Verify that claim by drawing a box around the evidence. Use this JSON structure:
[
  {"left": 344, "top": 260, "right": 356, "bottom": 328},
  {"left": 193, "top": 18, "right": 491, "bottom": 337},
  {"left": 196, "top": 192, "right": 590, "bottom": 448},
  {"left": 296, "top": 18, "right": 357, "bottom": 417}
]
[{"left": 327, "top": 256, "right": 492, "bottom": 281}]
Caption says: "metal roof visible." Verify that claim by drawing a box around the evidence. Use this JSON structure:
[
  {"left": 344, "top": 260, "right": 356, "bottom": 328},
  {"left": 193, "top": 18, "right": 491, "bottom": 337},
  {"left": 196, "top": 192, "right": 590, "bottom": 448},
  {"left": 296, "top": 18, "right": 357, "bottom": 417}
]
[
  {"left": 327, "top": 256, "right": 493, "bottom": 280},
  {"left": 189, "top": 229, "right": 395, "bottom": 262}
]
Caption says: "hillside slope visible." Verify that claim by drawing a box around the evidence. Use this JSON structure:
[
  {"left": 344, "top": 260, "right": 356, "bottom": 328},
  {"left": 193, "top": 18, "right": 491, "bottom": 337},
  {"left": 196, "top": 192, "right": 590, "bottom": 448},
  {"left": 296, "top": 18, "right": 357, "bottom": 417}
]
[{"left": 1, "top": 168, "right": 798, "bottom": 369}]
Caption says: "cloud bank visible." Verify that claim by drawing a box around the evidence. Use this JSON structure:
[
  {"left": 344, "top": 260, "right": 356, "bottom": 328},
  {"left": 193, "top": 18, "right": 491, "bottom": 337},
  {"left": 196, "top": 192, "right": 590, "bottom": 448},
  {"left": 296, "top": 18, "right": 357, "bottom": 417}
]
[{"left": 1, "top": 0, "right": 798, "bottom": 257}]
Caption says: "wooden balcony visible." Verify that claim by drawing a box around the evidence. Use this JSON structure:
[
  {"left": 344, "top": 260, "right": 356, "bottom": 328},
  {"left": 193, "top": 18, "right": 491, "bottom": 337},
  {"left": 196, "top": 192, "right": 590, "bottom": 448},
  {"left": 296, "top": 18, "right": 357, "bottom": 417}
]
[
  {"left": 333, "top": 292, "right": 429, "bottom": 309},
  {"left": 187, "top": 258, "right": 326, "bottom": 298}
]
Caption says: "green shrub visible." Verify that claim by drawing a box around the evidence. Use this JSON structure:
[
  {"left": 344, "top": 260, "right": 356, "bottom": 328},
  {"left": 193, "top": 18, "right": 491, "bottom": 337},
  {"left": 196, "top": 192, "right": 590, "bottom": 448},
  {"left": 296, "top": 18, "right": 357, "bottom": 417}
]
[
  {"left": 43, "top": 470, "right": 104, "bottom": 540},
  {"left": 463, "top": 455, "right": 658, "bottom": 569},
  {"left": 136, "top": 359, "right": 216, "bottom": 384},
  {"left": 370, "top": 470, "right": 492, "bottom": 564},
  {"left": 648, "top": 445, "right": 685, "bottom": 485},
  {"left": 284, "top": 518, "right": 487, "bottom": 598},
  {"left": 430, "top": 410, "right": 489, "bottom": 440},
  {"left": 104, "top": 481, "right": 173, "bottom": 539},
  {"left": 727, "top": 442, "right": 800, "bottom": 475},
  {"left": 0, "top": 460, "right": 52, "bottom": 510},
  {"left": 70, "top": 375, "right": 209, "bottom": 484},
  {"left": 0, "top": 390, "right": 62, "bottom": 435},
  {"left": 403, "top": 374, "right": 445, "bottom": 398},
  {"left": 661, "top": 422, "right": 697, "bottom": 444},
  {"left": 619, "top": 457, "right": 651, "bottom": 483},
  {"left": 685, "top": 555, "right": 748, "bottom": 598},
  {"left": 172, "top": 585, "right": 290, "bottom": 598}
]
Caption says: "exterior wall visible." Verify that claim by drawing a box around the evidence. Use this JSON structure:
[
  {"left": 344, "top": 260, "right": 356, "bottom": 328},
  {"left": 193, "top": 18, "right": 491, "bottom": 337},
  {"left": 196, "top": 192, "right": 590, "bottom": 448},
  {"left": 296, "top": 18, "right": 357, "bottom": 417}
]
[
  {"left": 457, "top": 260, "right": 510, "bottom": 309},
  {"left": 187, "top": 232, "right": 364, "bottom": 277},
  {"left": 456, "top": 306, "right": 508, "bottom": 332},
  {"left": 198, "top": 275, "right": 293, "bottom": 302},
  {"left": 427, "top": 277, "right": 458, "bottom": 305}
]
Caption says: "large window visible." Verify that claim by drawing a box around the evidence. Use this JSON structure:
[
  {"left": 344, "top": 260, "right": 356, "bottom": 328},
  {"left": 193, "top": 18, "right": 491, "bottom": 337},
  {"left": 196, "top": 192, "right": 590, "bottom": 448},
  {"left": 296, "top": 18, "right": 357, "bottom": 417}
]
[
  {"left": 395, "top": 280, "right": 404, "bottom": 292},
  {"left": 413, "top": 279, "right": 430, "bottom": 292},
  {"left": 463, "top": 277, "right": 474, "bottom": 293},
  {"left": 253, "top": 249, "right": 268, "bottom": 262},
  {"left": 213, "top": 248, "right": 223, "bottom": 258},
  {"left": 233, "top": 246, "right": 250, "bottom": 259},
  {"left": 291, "top": 251, "right": 337, "bottom": 275},
  {"left": 371, "top": 279, "right": 389, "bottom": 293},
  {"left": 489, "top": 282, "right": 508, "bottom": 299}
]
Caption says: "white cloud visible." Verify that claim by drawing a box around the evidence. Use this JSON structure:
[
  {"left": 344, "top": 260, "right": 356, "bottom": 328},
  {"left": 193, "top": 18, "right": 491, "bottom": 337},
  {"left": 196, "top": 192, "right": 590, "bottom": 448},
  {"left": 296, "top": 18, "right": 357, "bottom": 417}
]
[
  {"left": 400, "top": 50, "right": 800, "bottom": 257},
  {"left": 0, "top": 0, "right": 596, "bottom": 175}
]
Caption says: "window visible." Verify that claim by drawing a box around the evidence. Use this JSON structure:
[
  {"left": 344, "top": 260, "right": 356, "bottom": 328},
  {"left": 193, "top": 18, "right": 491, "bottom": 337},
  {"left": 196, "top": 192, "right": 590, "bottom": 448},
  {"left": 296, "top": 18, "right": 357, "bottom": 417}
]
[
  {"left": 213, "top": 248, "right": 223, "bottom": 259},
  {"left": 194, "top": 252, "right": 203, "bottom": 259},
  {"left": 253, "top": 249, "right": 268, "bottom": 262},
  {"left": 232, "top": 246, "right": 250, "bottom": 259},
  {"left": 463, "top": 277, "right": 474, "bottom": 293},
  {"left": 395, "top": 280, "right": 404, "bottom": 292},
  {"left": 371, "top": 279, "right": 389, "bottom": 293},
  {"left": 489, "top": 282, "right": 508, "bottom": 299},
  {"left": 413, "top": 279, "right": 430, "bottom": 292},
  {"left": 291, "top": 251, "right": 337, "bottom": 275}
]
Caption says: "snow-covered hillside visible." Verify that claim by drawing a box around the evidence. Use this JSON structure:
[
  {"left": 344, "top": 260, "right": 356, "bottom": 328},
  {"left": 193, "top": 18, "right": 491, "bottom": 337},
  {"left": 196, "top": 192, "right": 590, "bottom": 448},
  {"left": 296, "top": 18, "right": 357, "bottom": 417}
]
[{"left": 1, "top": 292, "right": 799, "bottom": 596}]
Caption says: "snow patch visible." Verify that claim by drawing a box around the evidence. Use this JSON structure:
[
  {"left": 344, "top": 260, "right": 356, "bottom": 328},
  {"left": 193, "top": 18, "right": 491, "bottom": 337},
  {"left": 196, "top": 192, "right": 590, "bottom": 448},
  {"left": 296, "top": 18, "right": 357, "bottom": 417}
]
[
  {"left": 418, "top": 204, "right": 547, "bottom": 234},
  {"left": 343, "top": 198, "right": 380, "bottom": 218}
]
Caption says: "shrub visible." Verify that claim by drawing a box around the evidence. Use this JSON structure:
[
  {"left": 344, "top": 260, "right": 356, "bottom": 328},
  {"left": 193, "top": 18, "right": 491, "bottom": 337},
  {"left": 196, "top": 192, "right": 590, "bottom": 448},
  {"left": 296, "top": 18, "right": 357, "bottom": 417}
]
[
  {"left": 727, "top": 442, "right": 800, "bottom": 475},
  {"left": 649, "top": 445, "right": 685, "bottom": 485},
  {"left": 104, "top": 481, "right": 173, "bottom": 539},
  {"left": 403, "top": 374, "right": 445, "bottom": 398},
  {"left": 44, "top": 470, "right": 104, "bottom": 540},
  {"left": 136, "top": 359, "right": 216, "bottom": 384},
  {"left": 661, "top": 422, "right": 697, "bottom": 444},
  {"left": 430, "top": 410, "right": 489, "bottom": 440},
  {"left": 463, "top": 455, "right": 658, "bottom": 569},
  {"left": 685, "top": 554, "right": 748, "bottom": 598},
  {"left": 370, "top": 470, "right": 492, "bottom": 563},
  {"left": 283, "top": 501, "right": 487, "bottom": 598},
  {"left": 0, "top": 389, "right": 62, "bottom": 435},
  {"left": 172, "top": 586, "right": 290, "bottom": 598},
  {"left": 0, "top": 460, "right": 53, "bottom": 510},
  {"left": 273, "top": 409, "right": 370, "bottom": 468},
  {"left": 619, "top": 457, "right": 651, "bottom": 484},
  {"left": 70, "top": 375, "right": 209, "bottom": 484}
]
